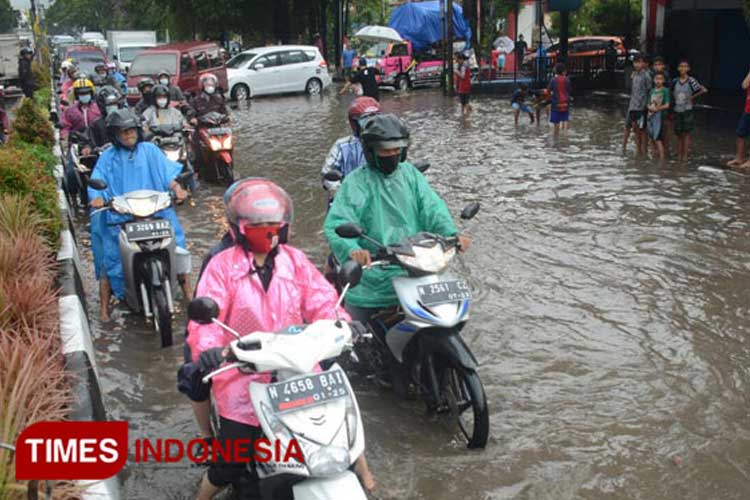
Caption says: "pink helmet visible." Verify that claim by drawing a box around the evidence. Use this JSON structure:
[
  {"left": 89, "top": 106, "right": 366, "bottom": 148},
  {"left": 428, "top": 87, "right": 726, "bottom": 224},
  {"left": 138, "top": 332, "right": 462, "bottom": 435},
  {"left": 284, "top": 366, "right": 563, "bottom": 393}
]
[
  {"left": 199, "top": 72, "right": 218, "bottom": 89},
  {"left": 225, "top": 178, "right": 293, "bottom": 226}
]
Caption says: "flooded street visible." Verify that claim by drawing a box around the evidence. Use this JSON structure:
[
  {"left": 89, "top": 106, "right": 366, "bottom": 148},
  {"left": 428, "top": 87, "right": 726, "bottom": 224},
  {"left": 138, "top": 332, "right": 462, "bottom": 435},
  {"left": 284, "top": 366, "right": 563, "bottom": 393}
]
[{"left": 76, "top": 88, "right": 750, "bottom": 499}]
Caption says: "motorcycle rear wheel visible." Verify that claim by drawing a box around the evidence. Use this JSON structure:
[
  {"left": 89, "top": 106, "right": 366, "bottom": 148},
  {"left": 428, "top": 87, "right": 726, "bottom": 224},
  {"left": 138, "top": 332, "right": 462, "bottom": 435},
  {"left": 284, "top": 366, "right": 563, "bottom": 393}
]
[{"left": 151, "top": 286, "right": 173, "bottom": 348}]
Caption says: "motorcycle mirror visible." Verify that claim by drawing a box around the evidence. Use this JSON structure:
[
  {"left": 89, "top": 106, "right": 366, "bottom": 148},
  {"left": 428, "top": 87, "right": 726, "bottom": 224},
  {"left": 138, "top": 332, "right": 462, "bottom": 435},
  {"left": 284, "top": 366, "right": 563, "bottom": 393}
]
[
  {"left": 188, "top": 297, "right": 220, "bottom": 325},
  {"left": 414, "top": 161, "right": 430, "bottom": 173},
  {"left": 323, "top": 170, "right": 343, "bottom": 182},
  {"left": 335, "top": 223, "right": 363, "bottom": 239},
  {"left": 340, "top": 260, "right": 362, "bottom": 288},
  {"left": 460, "top": 202, "right": 480, "bottom": 220},
  {"left": 88, "top": 178, "right": 108, "bottom": 190}
]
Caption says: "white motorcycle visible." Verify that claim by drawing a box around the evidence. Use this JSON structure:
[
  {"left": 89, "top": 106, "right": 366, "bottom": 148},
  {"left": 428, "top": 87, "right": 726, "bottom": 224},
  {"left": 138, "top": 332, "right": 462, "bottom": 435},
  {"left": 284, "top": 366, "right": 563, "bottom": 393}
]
[{"left": 188, "top": 262, "right": 369, "bottom": 499}]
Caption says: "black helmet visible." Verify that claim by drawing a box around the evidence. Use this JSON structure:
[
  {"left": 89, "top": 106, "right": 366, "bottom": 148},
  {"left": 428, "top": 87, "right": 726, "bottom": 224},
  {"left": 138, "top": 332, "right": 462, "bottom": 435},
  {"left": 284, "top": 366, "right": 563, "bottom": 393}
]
[
  {"left": 96, "top": 85, "right": 123, "bottom": 114},
  {"left": 20, "top": 47, "right": 32, "bottom": 56},
  {"left": 152, "top": 84, "right": 170, "bottom": 98},
  {"left": 137, "top": 77, "right": 155, "bottom": 93},
  {"left": 94, "top": 62, "right": 108, "bottom": 73},
  {"left": 360, "top": 114, "right": 410, "bottom": 175},
  {"left": 157, "top": 69, "right": 171, "bottom": 80},
  {"left": 91, "top": 74, "right": 107, "bottom": 87},
  {"left": 106, "top": 109, "right": 141, "bottom": 149}
]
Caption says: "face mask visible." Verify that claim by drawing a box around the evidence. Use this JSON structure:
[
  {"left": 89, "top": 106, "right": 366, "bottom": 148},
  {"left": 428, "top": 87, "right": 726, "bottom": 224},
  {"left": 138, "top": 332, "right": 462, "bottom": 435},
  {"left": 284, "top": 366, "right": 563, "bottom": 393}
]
[
  {"left": 375, "top": 154, "right": 400, "bottom": 175},
  {"left": 105, "top": 105, "right": 118, "bottom": 115},
  {"left": 156, "top": 98, "right": 168, "bottom": 108},
  {"left": 204, "top": 86, "right": 216, "bottom": 95},
  {"left": 78, "top": 94, "right": 92, "bottom": 104},
  {"left": 98, "top": 71, "right": 107, "bottom": 78},
  {"left": 242, "top": 224, "right": 281, "bottom": 255},
  {"left": 159, "top": 78, "right": 169, "bottom": 85}
]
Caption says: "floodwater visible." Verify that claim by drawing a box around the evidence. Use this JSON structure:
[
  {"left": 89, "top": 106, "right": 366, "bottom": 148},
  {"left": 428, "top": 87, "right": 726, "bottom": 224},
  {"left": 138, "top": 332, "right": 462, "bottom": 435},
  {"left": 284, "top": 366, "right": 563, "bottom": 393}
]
[{"left": 75, "top": 88, "right": 750, "bottom": 500}]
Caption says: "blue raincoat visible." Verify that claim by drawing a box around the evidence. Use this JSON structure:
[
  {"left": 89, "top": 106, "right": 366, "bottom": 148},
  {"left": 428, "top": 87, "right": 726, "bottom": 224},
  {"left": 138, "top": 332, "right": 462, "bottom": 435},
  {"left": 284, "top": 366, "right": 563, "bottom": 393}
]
[{"left": 88, "top": 141, "right": 186, "bottom": 299}]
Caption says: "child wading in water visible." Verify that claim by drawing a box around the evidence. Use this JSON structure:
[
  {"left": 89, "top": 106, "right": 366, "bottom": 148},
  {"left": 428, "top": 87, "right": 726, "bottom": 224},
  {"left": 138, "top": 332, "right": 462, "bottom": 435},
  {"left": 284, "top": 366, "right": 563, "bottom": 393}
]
[
  {"left": 624, "top": 55, "right": 652, "bottom": 156},
  {"left": 726, "top": 68, "right": 750, "bottom": 170},
  {"left": 671, "top": 59, "right": 707, "bottom": 161},
  {"left": 511, "top": 84, "right": 535, "bottom": 124},
  {"left": 647, "top": 71, "right": 671, "bottom": 160},
  {"left": 547, "top": 62, "right": 571, "bottom": 134}
]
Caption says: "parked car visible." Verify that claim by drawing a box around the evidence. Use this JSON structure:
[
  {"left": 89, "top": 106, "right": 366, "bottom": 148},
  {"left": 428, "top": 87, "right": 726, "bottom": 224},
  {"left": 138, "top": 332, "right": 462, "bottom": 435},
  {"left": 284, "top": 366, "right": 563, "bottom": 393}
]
[
  {"left": 226, "top": 45, "right": 331, "bottom": 100},
  {"left": 127, "top": 41, "right": 228, "bottom": 105},
  {"left": 62, "top": 45, "right": 108, "bottom": 76},
  {"left": 524, "top": 36, "right": 633, "bottom": 71}
]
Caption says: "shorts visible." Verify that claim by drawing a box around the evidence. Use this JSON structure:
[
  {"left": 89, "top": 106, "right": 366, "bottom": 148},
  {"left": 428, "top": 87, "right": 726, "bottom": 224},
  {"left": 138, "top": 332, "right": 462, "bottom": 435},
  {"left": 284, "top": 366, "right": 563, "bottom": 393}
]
[
  {"left": 673, "top": 110, "right": 694, "bottom": 135},
  {"left": 207, "top": 416, "right": 262, "bottom": 491},
  {"left": 626, "top": 110, "right": 646, "bottom": 130},
  {"left": 512, "top": 102, "right": 532, "bottom": 114},
  {"left": 497, "top": 54, "right": 506, "bottom": 70},
  {"left": 550, "top": 109, "right": 569, "bottom": 124},
  {"left": 736, "top": 113, "right": 750, "bottom": 138},
  {"left": 648, "top": 113, "right": 664, "bottom": 141},
  {"left": 459, "top": 93, "right": 471, "bottom": 106}
]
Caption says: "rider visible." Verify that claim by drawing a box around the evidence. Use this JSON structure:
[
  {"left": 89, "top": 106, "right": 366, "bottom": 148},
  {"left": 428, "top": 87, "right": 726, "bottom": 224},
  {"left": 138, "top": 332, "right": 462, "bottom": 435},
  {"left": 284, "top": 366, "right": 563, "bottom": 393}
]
[
  {"left": 59, "top": 65, "right": 79, "bottom": 104},
  {"left": 88, "top": 109, "right": 190, "bottom": 322},
  {"left": 18, "top": 47, "right": 35, "bottom": 98},
  {"left": 188, "top": 73, "right": 228, "bottom": 120},
  {"left": 85, "top": 85, "right": 123, "bottom": 149},
  {"left": 323, "top": 113, "right": 471, "bottom": 323},
  {"left": 133, "top": 77, "right": 155, "bottom": 116},
  {"left": 141, "top": 84, "right": 187, "bottom": 136},
  {"left": 61, "top": 77, "right": 101, "bottom": 140},
  {"left": 157, "top": 69, "right": 186, "bottom": 106},
  {"left": 321, "top": 96, "right": 381, "bottom": 195},
  {"left": 107, "top": 62, "right": 128, "bottom": 95},
  {"left": 187, "top": 178, "right": 375, "bottom": 500}
]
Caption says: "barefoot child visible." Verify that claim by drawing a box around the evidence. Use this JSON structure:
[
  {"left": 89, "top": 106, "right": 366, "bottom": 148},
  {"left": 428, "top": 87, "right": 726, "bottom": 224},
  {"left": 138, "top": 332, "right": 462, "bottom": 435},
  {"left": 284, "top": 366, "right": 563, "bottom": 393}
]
[
  {"left": 511, "top": 84, "right": 535, "bottom": 124},
  {"left": 624, "top": 55, "right": 651, "bottom": 156},
  {"left": 671, "top": 59, "right": 707, "bottom": 161},
  {"left": 647, "top": 71, "right": 670, "bottom": 160},
  {"left": 727, "top": 68, "right": 750, "bottom": 169},
  {"left": 548, "top": 62, "right": 571, "bottom": 134}
]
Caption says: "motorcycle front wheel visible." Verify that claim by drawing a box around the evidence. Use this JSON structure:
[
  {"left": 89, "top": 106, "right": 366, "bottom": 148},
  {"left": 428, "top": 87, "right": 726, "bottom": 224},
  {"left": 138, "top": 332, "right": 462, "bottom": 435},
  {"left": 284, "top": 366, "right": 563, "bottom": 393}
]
[
  {"left": 151, "top": 286, "right": 173, "bottom": 348},
  {"left": 437, "top": 363, "right": 489, "bottom": 449}
]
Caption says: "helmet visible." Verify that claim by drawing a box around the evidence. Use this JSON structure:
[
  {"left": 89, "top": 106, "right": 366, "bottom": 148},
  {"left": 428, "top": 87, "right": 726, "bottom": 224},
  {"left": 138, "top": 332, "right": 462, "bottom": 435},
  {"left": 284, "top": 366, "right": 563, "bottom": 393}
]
[
  {"left": 72, "top": 77, "right": 95, "bottom": 97},
  {"left": 106, "top": 109, "right": 141, "bottom": 148},
  {"left": 224, "top": 178, "right": 293, "bottom": 252},
  {"left": 20, "top": 47, "right": 32, "bottom": 56},
  {"left": 347, "top": 96, "right": 381, "bottom": 135},
  {"left": 94, "top": 62, "right": 107, "bottom": 73},
  {"left": 199, "top": 73, "right": 218, "bottom": 89},
  {"left": 137, "top": 77, "right": 155, "bottom": 93},
  {"left": 157, "top": 69, "right": 171, "bottom": 82},
  {"left": 96, "top": 85, "right": 123, "bottom": 113},
  {"left": 360, "top": 113, "right": 410, "bottom": 168},
  {"left": 61, "top": 59, "right": 75, "bottom": 70},
  {"left": 152, "top": 84, "right": 170, "bottom": 98},
  {"left": 106, "top": 62, "right": 117, "bottom": 70},
  {"left": 91, "top": 74, "right": 107, "bottom": 87}
]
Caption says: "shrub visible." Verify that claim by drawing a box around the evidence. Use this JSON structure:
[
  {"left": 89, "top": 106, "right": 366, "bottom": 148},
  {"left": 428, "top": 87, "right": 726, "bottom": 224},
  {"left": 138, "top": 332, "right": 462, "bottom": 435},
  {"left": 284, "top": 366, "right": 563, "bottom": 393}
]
[
  {"left": 32, "top": 60, "right": 51, "bottom": 97},
  {"left": 0, "top": 148, "right": 61, "bottom": 246},
  {"left": 9, "top": 98, "right": 54, "bottom": 148},
  {"left": 33, "top": 86, "right": 52, "bottom": 112},
  {"left": 9, "top": 140, "right": 58, "bottom": 178}
]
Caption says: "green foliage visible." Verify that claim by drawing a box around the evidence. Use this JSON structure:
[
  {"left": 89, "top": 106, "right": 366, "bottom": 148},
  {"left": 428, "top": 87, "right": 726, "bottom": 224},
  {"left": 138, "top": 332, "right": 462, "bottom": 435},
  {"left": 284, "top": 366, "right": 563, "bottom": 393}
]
[
  {"left": 550, "top": 0, "right": 642, "bottom": 40},
  {"left": 10, "top": 98, "right": 54, "bottom": 148},
  {"left": 0, "top": 146, "right": 61, "bottom": 247},
  {"left": 0, "top": 0, "right": 16, "bottom": 32}
]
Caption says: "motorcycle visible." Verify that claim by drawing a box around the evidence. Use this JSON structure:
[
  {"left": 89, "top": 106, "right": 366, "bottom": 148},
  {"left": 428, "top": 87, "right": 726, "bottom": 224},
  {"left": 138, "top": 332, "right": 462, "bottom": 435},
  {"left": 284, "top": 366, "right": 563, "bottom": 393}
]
[
  {"left": 148, "top": 123, "right": 195, "bottom": 195},
  {"left": 67, "top": 131, "right": 104, "bottom": 210},
  {"left": 333, "top": 202, "right": 489, "bottom": 448},
  {"left": 88, "top": 176, "right": 192, "bottom": 347},
  {"left": 188, "top": 261, "right": 370, "bottom": 499},
  {"left": 194, "top": 111, "right": 234, "bottom": 186}
]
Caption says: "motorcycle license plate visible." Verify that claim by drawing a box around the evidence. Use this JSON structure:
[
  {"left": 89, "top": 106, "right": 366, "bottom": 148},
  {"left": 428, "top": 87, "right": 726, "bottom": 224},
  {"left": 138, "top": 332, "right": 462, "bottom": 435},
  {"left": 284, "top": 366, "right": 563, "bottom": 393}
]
[
  {"left": 267, "top": 371, "right": 349, "bottom": 414},
  {"left": 417, "top": 279, "right": 471, "bottom": 306},
  {"left": 208, "top": 127, "right": 230, "bottom": 135},
  {"left": 125, "top": 220, "right": 172, "bottom": 242}
]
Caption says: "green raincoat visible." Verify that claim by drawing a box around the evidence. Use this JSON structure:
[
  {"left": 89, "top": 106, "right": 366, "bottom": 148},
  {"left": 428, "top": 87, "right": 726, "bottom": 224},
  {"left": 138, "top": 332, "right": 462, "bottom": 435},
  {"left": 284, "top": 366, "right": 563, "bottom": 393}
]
[{"left": 324, "top": 161, "right": 458, "bottom": 308}]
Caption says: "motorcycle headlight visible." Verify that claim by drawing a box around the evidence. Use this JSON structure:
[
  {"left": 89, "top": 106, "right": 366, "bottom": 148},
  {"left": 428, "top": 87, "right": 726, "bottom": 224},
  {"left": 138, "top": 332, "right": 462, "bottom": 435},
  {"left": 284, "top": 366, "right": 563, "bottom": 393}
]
[
  {"left": 396, "top": 245, "right": 456, "bottom": 274},
  {"left": 209, "top": 137, "right": 223, "bottom": 151},
  {"left": 222, "top": 135, "right": 233, "bottom": 149},
  {"left": 124, "top": 194, "right": 159, "bottom": 217},
  {"left": 165, "top": 149, "right": 180, "bottom": 162},
  {"left": 305, "top": 445, "right": 350, "bottom": 477}
]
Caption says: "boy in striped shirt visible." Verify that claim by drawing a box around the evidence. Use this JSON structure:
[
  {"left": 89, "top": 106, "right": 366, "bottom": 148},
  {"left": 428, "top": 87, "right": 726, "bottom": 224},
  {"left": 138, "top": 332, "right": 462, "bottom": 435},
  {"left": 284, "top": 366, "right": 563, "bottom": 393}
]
[{"left": 671, "top": 59, "right": 707, "bottom": 161}]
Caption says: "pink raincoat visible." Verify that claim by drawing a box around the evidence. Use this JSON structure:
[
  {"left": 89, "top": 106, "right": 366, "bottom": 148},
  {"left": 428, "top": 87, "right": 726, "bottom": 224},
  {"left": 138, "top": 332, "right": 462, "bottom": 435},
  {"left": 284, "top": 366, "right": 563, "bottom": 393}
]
[
  {"left": 61, "top": 102, "right": 101, "bottom": 139},
  {"left": 188, "top": 244, "right": 350, "bottom": 426}
]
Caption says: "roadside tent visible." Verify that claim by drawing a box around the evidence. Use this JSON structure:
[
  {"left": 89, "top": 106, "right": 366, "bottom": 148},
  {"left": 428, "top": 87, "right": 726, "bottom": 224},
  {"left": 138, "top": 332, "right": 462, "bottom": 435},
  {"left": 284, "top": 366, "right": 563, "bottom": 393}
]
[{"left": 388, "top": 1, "right": 472, "bottom": 52}]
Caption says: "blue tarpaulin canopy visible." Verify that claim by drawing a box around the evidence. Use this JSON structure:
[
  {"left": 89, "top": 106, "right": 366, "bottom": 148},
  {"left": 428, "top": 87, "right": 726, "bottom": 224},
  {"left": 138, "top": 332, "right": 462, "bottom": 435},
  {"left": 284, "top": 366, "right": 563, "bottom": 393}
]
[{"left": 388, "top": 1, "right": 472, "bottom": 52}]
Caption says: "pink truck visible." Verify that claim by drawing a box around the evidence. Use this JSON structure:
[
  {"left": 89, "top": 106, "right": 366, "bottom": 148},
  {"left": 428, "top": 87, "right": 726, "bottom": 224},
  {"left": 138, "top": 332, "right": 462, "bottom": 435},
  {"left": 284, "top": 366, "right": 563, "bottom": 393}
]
[{"left": 356, "top": 40, "right": 444, "bottom": 90}]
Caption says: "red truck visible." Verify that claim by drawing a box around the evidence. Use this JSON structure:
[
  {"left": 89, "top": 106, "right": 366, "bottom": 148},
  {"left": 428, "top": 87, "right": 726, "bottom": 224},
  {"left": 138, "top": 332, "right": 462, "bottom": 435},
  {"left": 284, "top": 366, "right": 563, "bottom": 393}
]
[{"left": 356, "top": 40, "right": 444, "bottom": 91}]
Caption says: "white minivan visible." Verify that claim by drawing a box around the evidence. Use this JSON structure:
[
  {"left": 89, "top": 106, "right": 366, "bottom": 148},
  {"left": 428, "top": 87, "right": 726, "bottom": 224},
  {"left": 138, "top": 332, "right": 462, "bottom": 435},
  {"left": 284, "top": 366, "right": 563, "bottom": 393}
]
[{"left": 226, "top": 45, "right": 332, "bottom": 100}]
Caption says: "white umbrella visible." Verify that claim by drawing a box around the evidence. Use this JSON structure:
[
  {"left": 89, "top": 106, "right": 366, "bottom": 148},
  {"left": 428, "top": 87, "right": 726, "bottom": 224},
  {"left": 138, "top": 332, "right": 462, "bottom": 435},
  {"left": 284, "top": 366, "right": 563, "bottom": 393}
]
[{"left": 354, "top": 26, "right": 404, "bottom": 44}]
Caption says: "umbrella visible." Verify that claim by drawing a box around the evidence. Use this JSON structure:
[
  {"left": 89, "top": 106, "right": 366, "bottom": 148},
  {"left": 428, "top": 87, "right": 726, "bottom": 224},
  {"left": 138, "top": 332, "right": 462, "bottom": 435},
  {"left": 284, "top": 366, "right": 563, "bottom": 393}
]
[{"left": 354, "top": 26, "right": 404, "bottom": 44}]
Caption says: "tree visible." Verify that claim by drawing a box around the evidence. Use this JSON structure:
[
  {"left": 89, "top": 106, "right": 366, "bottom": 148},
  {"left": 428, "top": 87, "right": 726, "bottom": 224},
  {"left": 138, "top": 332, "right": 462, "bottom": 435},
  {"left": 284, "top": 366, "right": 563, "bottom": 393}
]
[
  {"left": 0, "top": 0, "right": 17, "bottom": 32},
  {"left": 550, "top": 0, "right": 642, "bottom": 43}
]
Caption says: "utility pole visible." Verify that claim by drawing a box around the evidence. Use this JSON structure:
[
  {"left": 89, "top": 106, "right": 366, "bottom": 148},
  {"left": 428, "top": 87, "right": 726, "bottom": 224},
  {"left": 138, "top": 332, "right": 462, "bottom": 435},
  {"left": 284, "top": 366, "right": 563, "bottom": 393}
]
[{"left": 447, "top": 0, "right": 454, "bottom": 96}]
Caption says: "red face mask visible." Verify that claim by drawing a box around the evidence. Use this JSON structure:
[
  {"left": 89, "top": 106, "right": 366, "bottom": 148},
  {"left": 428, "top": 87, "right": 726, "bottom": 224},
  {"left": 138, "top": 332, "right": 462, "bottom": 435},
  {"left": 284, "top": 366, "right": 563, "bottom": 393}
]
[{"left": 242, "top": 224, "right": 281, "bottom": 254}]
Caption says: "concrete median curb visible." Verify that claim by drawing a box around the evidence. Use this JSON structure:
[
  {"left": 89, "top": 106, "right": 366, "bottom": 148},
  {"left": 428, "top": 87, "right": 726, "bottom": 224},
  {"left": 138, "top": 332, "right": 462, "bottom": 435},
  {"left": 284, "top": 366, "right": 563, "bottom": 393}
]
[{"left": 52, "top": 95, "right": 121, "bottom": 500}]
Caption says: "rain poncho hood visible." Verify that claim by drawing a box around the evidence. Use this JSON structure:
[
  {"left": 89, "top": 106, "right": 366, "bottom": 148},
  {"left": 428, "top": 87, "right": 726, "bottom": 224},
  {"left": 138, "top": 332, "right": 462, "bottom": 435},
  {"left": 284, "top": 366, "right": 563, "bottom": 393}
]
[
  {"left": 187, "top": 244, "right": 349, "bottom": 426},
  {"left": 324, "top": 162, "right": 457, "bottom": 308},
  {"left": 88, "top": 141, "right": 186, "bottom": 299},
  {"left": 388, "top": 1, "right": 472, "bottom": 52}
]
